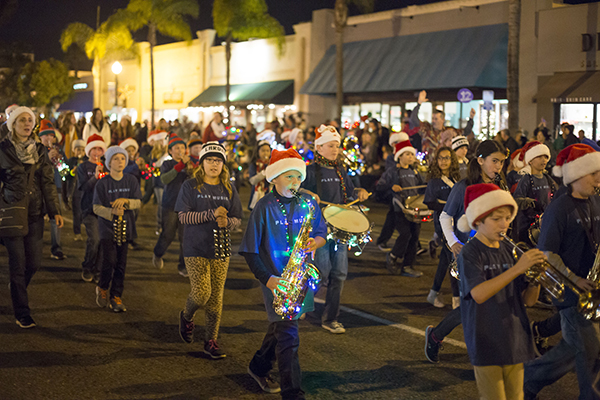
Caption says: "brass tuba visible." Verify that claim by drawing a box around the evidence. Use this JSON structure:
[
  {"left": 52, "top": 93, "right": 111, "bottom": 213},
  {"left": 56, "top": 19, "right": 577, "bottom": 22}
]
[
  {"left": 272, "top": 190, "right": 321, "bottom": 320},
  {"left": 501, "top": 233, "right": 600, "bottom": 321}
]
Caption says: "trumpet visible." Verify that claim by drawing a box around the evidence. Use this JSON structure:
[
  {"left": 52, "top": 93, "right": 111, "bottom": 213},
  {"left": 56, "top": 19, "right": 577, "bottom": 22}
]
[{"left": 500, "top": 233, "right": 600, "bottom": 321}]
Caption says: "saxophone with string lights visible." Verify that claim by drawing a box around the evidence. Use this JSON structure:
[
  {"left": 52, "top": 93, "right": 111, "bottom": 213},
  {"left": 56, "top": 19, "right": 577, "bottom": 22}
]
[{"left": 272, "top": 190, "right": 321, "bottom": 320}]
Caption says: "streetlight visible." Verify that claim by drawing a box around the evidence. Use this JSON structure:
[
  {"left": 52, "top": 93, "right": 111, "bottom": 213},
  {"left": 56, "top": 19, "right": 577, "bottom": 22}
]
[{"left": 111, "top": 61, "right": 122, "bottom": 107}]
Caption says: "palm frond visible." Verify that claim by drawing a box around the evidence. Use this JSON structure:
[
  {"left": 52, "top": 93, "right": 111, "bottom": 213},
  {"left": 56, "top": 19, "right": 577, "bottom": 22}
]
[{"left": 60, "top": 22, "right": 94, "bottom": 55}]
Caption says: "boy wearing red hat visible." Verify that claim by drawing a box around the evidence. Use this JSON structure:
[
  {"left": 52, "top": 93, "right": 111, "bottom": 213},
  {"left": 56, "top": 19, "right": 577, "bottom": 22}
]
[
  {"left": 457, "top": 183, "right": 544, "bottom": 400},
  {"left": 299, "top": 124, "right": 369, "bottom": 334},
  {"left": 152, "top": 134, "right": 191, "bottom": 275},
  {"left": 524, "top": 144, "right": 600, "bottom": 400},
  {"left": 78, "top": 134, "right": 107, "bottom": 283},
  {"left": 239, "top": 148, "right": 327, "bottom": 399},
  {"left": 376, "top": 139, "right": 425, "bottom": 278}
]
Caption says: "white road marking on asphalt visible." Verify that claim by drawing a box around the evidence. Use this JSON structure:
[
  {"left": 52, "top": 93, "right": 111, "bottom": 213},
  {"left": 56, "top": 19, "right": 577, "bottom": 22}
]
[{"left": 315, "top": 298, "right": 467, "bottom": 349}]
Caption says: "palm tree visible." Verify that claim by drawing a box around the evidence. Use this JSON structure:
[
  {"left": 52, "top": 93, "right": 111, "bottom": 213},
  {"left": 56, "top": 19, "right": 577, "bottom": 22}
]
[
  {"left": 507, "top": 0, "right": 520, "bottom": 133},
  {"left": 334, "top": 0, "right": 374, "bottom": 121},
  {"left": 111, "top": 0, "right": 199, "bottom": 130},
  {"left": 60, "top": 20, "right": 136, "bottom": 109},
  {"left": 213, "top": 0, "right": 284, "bottom": 124}
]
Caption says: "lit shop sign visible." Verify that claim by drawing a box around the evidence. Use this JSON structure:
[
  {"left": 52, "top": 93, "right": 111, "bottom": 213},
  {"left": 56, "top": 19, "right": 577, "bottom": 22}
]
[{"left": 73, "top": 83, "right": 88, "bottom": 90}]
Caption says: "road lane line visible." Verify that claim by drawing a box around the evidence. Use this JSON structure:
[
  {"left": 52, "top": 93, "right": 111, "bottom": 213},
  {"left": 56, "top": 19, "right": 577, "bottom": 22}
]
[{"left": 315, "top": 298, "right": 467, "bottom": 349}]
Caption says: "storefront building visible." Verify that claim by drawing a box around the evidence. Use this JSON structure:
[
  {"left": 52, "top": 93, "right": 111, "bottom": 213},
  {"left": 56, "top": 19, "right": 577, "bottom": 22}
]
[{"left": 84, "top": 0, "right": 600, "bottom": 141}]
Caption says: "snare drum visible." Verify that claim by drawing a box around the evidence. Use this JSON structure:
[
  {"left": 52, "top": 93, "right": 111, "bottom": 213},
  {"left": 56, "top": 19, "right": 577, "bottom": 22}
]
[
  {"left": 322, "top": 205, "right": 372, "bottom": 253},
  {"left": 401, "top": 195, "right": 433, "bottom": 223}
]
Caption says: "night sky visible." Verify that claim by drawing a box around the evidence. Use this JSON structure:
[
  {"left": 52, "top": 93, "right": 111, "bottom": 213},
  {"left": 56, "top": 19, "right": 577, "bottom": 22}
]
[{"left": 0, "top": 0, "right": 441, "bottom": 66}]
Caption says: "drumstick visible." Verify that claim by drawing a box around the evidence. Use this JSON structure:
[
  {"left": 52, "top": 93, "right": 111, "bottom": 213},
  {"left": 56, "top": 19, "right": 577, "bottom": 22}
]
[
  {"left": 398, "top": 185, "right": 427, "bottom": 191},
  {"left": 346, "top": 192, "right": 372, "bottom": 206}
]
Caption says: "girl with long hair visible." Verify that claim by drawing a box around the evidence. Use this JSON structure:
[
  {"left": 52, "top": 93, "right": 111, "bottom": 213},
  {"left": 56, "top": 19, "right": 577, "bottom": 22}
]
[
  {"left": 82, "top": 108, "right": 110, "bottom": 144},
  {"left": 175, "top": 142, "right": 243, "bottom": 359},
  {"left": 423, "top": 146, "right": 461, "bottom": 308},
  {"left": 59, "top": 111, "right": 79, "bottom": 159}
]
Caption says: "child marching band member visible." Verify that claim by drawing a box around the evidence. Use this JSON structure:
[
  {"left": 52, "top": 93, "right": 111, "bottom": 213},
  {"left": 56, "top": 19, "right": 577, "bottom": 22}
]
[
  {"left": 299, "top": 125, "right": 369, "bottom": 334},
  {"left": 376, "top": 131, "right": 410, "bottom": 252},
  {"left": 239, "top": 148, "right": 327, "bottom": 398},
  {"left": 152, "top": 134, "right": 191, "bottom": 275},
  {"left": 248, "top": 140, "right": 272, "bottom": 210},
  {"left": 376, "top": 139, "right": 425, "bottom": 277},
  {"left": 148, "top": 130, "right": 169, "bottom": 235},
  {"left": 424, "top": 146, "right": 462, "bottom": 308},
  {"left": 92, "top": 146, "right": 142, "bottom": 312},
  {"left": 67, "top": 139, "right": 86, "bottom": 241},
  {"left": 78, "top": 134, "right": 107, "bottom": 283},
  {"left": 176, "top": 142, "right": 243, "bottom": 358},
  {"left": 187, "top": 137, "right": 203, "bottom": 166},
  {"left": 507, "top": 148, "right": 524, "bottom": 193},
  {"left": 524, "top": 144, "right": 600, "bottom": 400},
  {"left": 451, "top": 135, "right": 469, "bottom": 180},
  {"left": 512, "top": 141, "right": 557, "bottom": 246},
  {"left": 424, "top": 140, "right": 508, "bottom": 363},
  {"left": 120, "top": 138, "right": 142, "bottom": 185},
  {"left": 457, "top": 183, "right": 543, "bottom": 400}
]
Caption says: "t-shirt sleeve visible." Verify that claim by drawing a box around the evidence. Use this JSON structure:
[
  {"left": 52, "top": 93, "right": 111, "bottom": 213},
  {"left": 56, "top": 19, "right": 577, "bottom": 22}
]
[
  {"left": 458, "top": 244, "right": 486, "bottom": 299},
  {"left": 537, "top": 201, "right": 565, "bottom": 254},
  {"left": 443, "top": 181, "right": 464, "bottom": 219},
  {"left": 423, "top": 180, "right": 437, "bottom": 206},
  {"left": 131, "top": 176, "right": 142, "bottom": 199},
  {"left": 174, "top": 180, "right": 193, "bottom": 213},
  {"left": 92, "top": 179, "right": 105, "bottom": 206},
  {"left": 513, "top": 175, "right": 530, "bottom": 199},
  {"left": 310, "top": 197, "right": 327, "bottom": 240},
  {"left": 300, "top": 165, "right": 317, "bottom": 194},
  {"left": 344, "top": 169, "right": 356, "bottom": 200},
  {"left": 228, "top": 186, "right": 244, "bottom": 219},
  {"left": 238, "top": 204, "right": 265, "bottom": 254}
]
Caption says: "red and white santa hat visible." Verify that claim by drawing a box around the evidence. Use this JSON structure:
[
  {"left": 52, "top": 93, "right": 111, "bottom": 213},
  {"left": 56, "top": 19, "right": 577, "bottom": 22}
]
[
  {"left": 119, "top": 138, "right": 139, "bottom": 152},
  {"left": 553, "top": 144, "right": 600, "bottom": 185},
  {"left": 457, "top": 183, "right": 518, "bottom": 232},
  {"left": 85, "top": 133, "right": 107, "bottom": 157},
  {"left": 394, "top": 139, "right": 416, "bottom": 161},
  {"left": 519, "top": 141, "right": 550, "bottom": 166},
  {"left": 265, "top": 148, "right": 306, "bottom": 183},
  {"left": 511, "top": 148, "right": 524, "bottom": 169},
  {"left": 147, "top": 130, "right": 168, "bottom": 145},
  {"left": 388, "top": 131, "right": 409, "bottom": 146},
  {"left": 314, "top": 125, "right": 341, "bottom": 146}
]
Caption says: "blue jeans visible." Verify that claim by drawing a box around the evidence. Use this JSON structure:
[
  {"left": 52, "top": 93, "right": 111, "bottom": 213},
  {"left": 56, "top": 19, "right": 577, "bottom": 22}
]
[
  {"left": 50, "top": 218, "right": 62, "bottom": 254},
  {"left": 153, "top": 209, "right": 184, "bottom": 271},
  {"left": 81, "top": 214, "right": 102, "bottom": 274},
  {"left": 314, "top": 239, "right": 348, "bottom": 324},
  {"left": 524, "top": 307, "right": 600, "bottom": 399}
]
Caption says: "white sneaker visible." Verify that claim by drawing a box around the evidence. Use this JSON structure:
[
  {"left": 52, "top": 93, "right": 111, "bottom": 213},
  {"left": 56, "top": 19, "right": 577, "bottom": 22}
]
[
  {"left": 73, "top": 234, "right": 83, "bottom": 241},
  {"left": 452, "top": 296, "right": 460, "bottom": 310},
  {"left": 152, "top": 254, "right": 164, "bottom": 269},
  {"left": 427, "top": 290, "right": 445, "bottom": 308},
  {"left": 322, "top": 321, "right": 346, "bottom": 334}
]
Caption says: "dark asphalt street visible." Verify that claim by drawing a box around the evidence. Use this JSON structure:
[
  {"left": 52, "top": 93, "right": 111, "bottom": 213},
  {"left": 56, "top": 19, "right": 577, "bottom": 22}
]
[{"left": 0, "top": 185, "right": 577, "bottom": 399}]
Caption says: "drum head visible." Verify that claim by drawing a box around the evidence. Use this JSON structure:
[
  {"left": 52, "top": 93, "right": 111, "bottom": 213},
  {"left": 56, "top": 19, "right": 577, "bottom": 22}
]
[{"left": 323, "top": 205, "right": 370, "bottom": 233}]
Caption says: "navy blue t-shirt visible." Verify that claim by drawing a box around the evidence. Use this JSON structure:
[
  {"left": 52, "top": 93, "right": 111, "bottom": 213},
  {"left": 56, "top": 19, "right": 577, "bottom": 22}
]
[
  {"left": 174, "top": 179, "right": 243, "bottom": 259},
  {"left": 442, "top": 179, "right": 471, "bottom": 245},
  {"left": 92, "top": 174, "right": 142, "bottom": 241},
  {"left": 458, "top": 237, "right": 534, "bottom": 366},
  {"left": 301, "top": 163, "right": 355, "bottom": 204},
  {"left": 77, "top": 160, "right": 100, "bottom": 217},
  {"left": 238, "top": 191, "right": 328, "bottom": 321},
  {"left": 161, "top": 159, "right": 189, "bottom": 210},
  {"left": 377, "top": 166, "right": 424, "bottom": 212},
  {"left": 507, "top": 170, "right": 522, "bottom": 192},
  {"left": 124, "top": 160, "right": 141, "bottom": 185},
  {"left": 538, "top": 194, "right": 600, "bottom": 309},
  {"left": 424, "top": 177, "right": 455, "bottom": 238},
  {"left": 513, "top": 173, "right": 556, "bottom": 241}
]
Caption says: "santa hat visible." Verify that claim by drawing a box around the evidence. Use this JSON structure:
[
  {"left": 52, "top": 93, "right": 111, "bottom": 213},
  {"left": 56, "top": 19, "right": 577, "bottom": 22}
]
[
  {"left": 389, "top": 131, "right": 410, "bottom": 146},
  {"left": 256, "top": 129, "right": 276, "bottom": 143},
  {"left": 5, "top": 104, "right": 19, "bottom": 117},
  {"left": 7, "top": 106, "right": 35, "bottom": 132},
  {"left": 394, "top": 140, "right": 416, "bottom": 161},
  {"left": 451, "top": 135, "right": 469, "bottom": 151},
  {"left": 72, "top": 139, "right": 85, "bottom": 152},
  {"left": 511, "top": 148, "right": 524, "bottom": 169},
  {"left": 520, "top": 141, "right": 550, "bottom": 166},
  {"left": 553, "top": 144, "right": 600, "bottom": 185},
  {"left": 457, "top": 183, "right": 518, "bottom": 232},
  {"left": 147, "top": 130, "right": 168, "bottom": 145},
  {"left": 168, "top": 133, "right": 186, "bottom": 149},
  {"left": 265, "top": 148, "right": 306, "bottom": 183},
  {"left": 38, "top": 119, "right": 56, "bottom": 137},
  {"left": 119, "top": 138, "right": 139, "bottom": 152},
  {"left": 314, "top": 125, "right": 341, "bottom": 146},
  {"left": 288, "top": 128, "right": 303, "bottom": 145},
  {"left": 104, "top": 146, "right": 129, "bottom": 171},
  {"left": 85, "top": 133, "right": 107, "bottom": 157},
  {"left": 199, "top": 141, "right": 227, "bottom": 163},
  {"left": 187, "top": 138, "right": 203, "bottom": 149}
]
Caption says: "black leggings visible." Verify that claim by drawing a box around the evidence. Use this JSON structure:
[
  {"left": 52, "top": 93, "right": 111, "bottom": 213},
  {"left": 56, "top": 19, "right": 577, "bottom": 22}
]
[{"left": 431, "top": 245, "right": 460, "bottom": 296}]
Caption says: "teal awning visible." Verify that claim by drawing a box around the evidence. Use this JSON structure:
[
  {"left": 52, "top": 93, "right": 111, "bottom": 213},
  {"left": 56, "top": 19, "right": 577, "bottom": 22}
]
[
  {"left": 189, "top": 80, "right": 294, "bottom": 106},
  {"left": 300, "top": 24, "right": 508, "bottom": 96}
]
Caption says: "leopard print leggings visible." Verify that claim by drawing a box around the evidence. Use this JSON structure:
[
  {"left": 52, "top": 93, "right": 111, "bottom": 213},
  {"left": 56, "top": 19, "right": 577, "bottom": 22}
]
[{"left": 183, "top": 256, "right": 229, "bottom": 342}]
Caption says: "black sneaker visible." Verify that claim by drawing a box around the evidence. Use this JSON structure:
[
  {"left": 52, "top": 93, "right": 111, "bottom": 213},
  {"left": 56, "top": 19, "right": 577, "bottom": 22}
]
[
  {"left": 247, "top": 366, "right": 281, "bottom": 394},
  {"left": 416, "top": 246, "right": 427, "bottom": 256},
  {"left": 385, "top": 253, "right": 399, "bottom": 274},
  {"left": 531, "top": 322, "right": 551, "bottom": 357},
  {"left": 51, "top": 251, "right": 66, "bottom": 260},
  {"left": 179, "top": 311, "right": 194, "bottom": 344},
  {"left": 378, "top": 243, "right": 392, "bottom": 252},
  {"left": 82, "top": 269, "right": 94, "bottom": 283},
  {"left": 203, "top": 340, "right": 226, "bottom": 359},
  {"left": 16, "top": 315, "right": 36, "bottom": 329},
  {"left": 401, "top": 266, "right": 423, "bottom": 278},
  {"left": 425, "top": 325, "right": 442, "bottom": 363},
  {"left": 109, "top": 297, "right": 127, "bottom": 313},
  {"left": 178, "top": 268, "right": 189, "bottom": 278}
]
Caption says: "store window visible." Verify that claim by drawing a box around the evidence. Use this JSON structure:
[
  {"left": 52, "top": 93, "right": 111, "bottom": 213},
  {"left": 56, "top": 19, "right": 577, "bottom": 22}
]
[
  {"left": 390, "top": 106, "right": 402, "bottom": 132},
  {"left": 405, "top": 102, "right": 432, "bottom": 124},
  {"left": 360, "top": 103, "right": 382, "bottom": 121},
  {"left": 561, "top": 104, "right": 594, "bottom": 140},
  {"left": 342, "top": 105, "right": 360, "bottom": 128}
]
